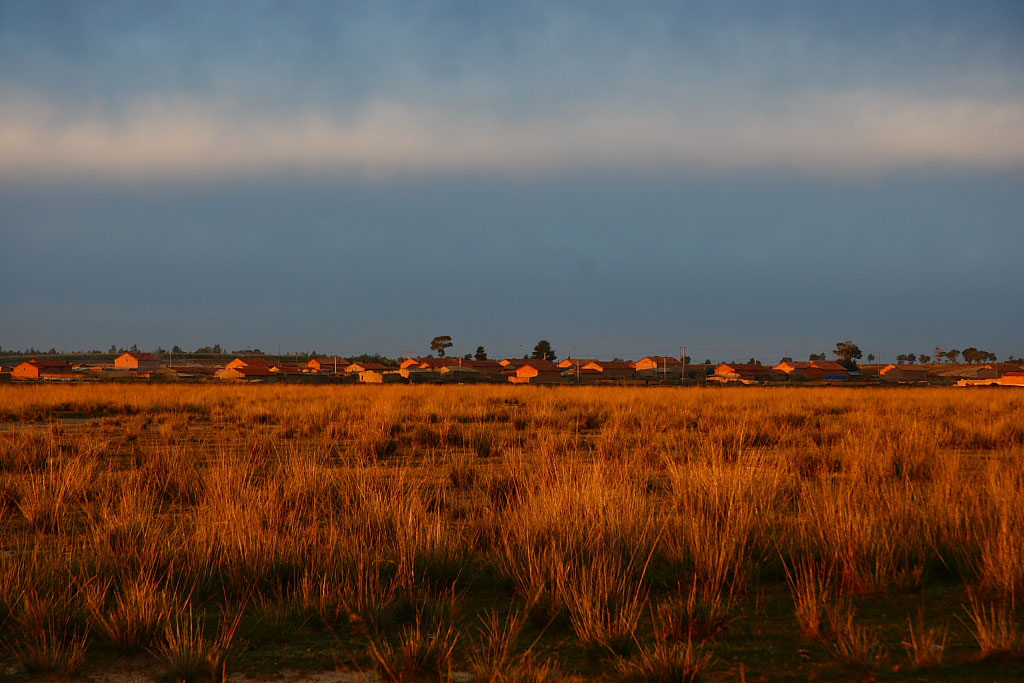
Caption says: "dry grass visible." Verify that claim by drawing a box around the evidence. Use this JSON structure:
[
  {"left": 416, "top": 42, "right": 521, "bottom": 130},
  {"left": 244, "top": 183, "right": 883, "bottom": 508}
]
[
  {"left": 902, "top": 608, "right": 948, "bottom": 668},
  {"left": 964, "top": 595, "right": 1023, "bottom": 660},
  {"left": 0, "top": 383, "right": 1021, "bottom": 678}
]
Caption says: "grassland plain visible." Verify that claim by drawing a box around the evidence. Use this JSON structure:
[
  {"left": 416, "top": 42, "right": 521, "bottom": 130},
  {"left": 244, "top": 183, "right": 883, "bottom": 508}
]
[{"left": 0, "top": 384, "right": 1022, "bottom": 682}]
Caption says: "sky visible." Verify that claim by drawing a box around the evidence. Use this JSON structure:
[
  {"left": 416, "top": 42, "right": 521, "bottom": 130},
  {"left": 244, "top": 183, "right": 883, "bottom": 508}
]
[{"left": 1, "top": 1, "right": 1022, "bottom": 362}]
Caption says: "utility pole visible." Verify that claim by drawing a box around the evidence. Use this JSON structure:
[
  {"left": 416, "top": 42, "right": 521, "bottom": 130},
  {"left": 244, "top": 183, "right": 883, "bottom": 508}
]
[{"left": 680, "top": 346, "right": 687, "bottom": 385}]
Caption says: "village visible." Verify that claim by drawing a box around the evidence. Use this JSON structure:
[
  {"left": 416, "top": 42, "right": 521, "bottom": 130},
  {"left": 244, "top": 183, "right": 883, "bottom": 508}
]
[{"left": 3, "top": 351, "right": 1023, "bottom": 387}]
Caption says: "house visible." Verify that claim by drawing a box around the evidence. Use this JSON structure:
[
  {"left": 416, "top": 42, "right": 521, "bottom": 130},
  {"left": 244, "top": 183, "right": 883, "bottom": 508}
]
[
  {"left": 358, "top": 369, "right": 403, "bottom": 383},
  {"left": 810, "top": 361, "right": 849, "bottom": 380},
  {"left": 307, "top": 357, "right": 349, "bottom": 373},
  {"left": 509, "top": 360, "right": 565, "bottom": 384},
  {"left": 560, "top": 366, "right": 603, "bottom": 383},
  {"left": 416, "top": 358, "right": 463, "bottom": 370},
  {"left": 879, "top": 364, "right": 931, "bottom": 383},
  {"left": 167, "top": 365, "right": 217, "bottom": 379},
  {"left": 13, "top": 359, "right": 73, "bottom": 380},
  {"left": 215, "top": 366, "right": 279, "bottom": 382},
  {"left": 226, "top": 357, "right": 274, "bottom": 371},
  {"left": 632, "top": 356, "right": 683, "bottom": 372},
  {"left": 115, "top": 352, "right": 162, "bottom": 372},
  {"left": 713, "top": 363, "right": 784, "bottom": 384},
  {"left": 346, "top": 362, "right": 389, "bottom": 373},
  {"left": 460, "top": 359, "right": 504, "bottom": 374},
  {"left": 774, "top": 361, "right": 816, "bottom": 378},
  {"left": 581, "top": 360, "right": 635, "bottom": 379},
  {"left": 558, "top": 358, "right": 597, "bottom": 369},
  {"left": 499, "top": 358, "right": 537, "bottom": 367},
  {"left": 955, "top": 372, "right": 1024, "bottom": 388},
  {"left": 439, "top": 365, "right": 485, "bottom": 381}
]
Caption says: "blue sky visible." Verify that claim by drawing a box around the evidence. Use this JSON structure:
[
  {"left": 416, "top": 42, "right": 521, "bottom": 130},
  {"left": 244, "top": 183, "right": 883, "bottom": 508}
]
[{"left": 1, "top": 1, "right": 1022, "bottom": 361}]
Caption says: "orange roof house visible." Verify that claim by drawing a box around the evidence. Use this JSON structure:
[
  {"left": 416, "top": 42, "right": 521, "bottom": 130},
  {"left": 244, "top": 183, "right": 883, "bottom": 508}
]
[
  {"left": 13, "top": 359, "right": 73, "bottom": 380},
  {"left": 509, "top": 360, "right": 566, "bottom": 384},
  {"left": 713, "top": 363, "right": 784, "bottom": 383},
  {"left": 500, "top": 358, "right": 537, "bottom": 367},
  {"left": 558, "top": 358, "right": 597, "bottom": 369},
  {"left": 215, "top": 366, "right": 278, "bottom": 382},
  {"left": 633, "top": 356, "right": 683, "bottom": 372},
  {"left": 460, "top": 359, "right": 504, "bottom": 374},
  {"left": 346, "top": 362, "right": 389, "bottom": 373},
  {"left": 115, "top": 352, "right": 162, "bottom": 371},
  {"left": 269, "top": 363, "right": 305, "bottom": 375},
  {"left": 307, "top": 357, "right": 349, "bottom": 373},
  {"left": 879, "top": 364, "right": 931, "bottom": 382},
  {"left": 416, "top": 358, "right": 462, "bottom": 370},
  {"left": 358, "top": 369, "right": 403, "bottom": 383},
  {"left": 581, "top": 360, "right": 635, "bottom": 379},
  {"left": 810, "top": 361, "right": 849, "bottom": 380},
  {"left": 774, "top": 360, "right": 849, "bottom": 380},
  {"left": 774, "top": 361, "right": 814, "bottom": 375},
  {"left": 226, "top": 357, "right": 274, "bottom": 370}
]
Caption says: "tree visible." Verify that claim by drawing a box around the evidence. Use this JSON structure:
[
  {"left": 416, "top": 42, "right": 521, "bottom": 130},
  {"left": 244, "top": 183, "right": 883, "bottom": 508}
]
[
  {"left": 867, "top": 353, "right": 875, "bottom": 363},
  {"left": 703, "top": 359, "right": 711, "bottom": 365},
  {"left": 430, "top": 335, "right": 453, "bottom": 358},
  {"left": 934, "top": 347, "right": 944, "bottom": 362},
  {"left": 907, "top": 353, "right": 917, "bottom": 363},
  {"left": 833, "top": 340, "right": 863, "bottom": 369},
  {"left": 919, "top": 354, "right": 931, "bottom": 364},
  {"left": 945, "top": 349, "right": 959, "bottom": 363},
  {"left": 896, "top": 354, "right": 908, "bottom": 364},
  {"left": 809, "top": 352, "right": 826, "bottom": 361},
  {"left": 171, "top": 345, "right": 183, "bottom": 354},
  {"left": 474, "top": 346, "right": 488, "bottom": 361},
  {"left": 532, "top": 340, "right": 557, "bottom": 362}
]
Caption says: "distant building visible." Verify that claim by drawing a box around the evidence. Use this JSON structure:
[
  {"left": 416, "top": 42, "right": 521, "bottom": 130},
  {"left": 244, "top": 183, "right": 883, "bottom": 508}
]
[
  {"left": 558, "top": 358, "right": 597, "bottom": 369},
  {"left": 774, "top": 360, "right": 849, "bottom": 380},
  {"left": 358, "top": 369, "right": 403, "bottom": 383},
  {"left": 499, "top": 358, "right": 537, "bottom": 367},
  {"left": 632, "top": 356, "right": 682, "bottom": 372},
  {"left": 810, "top": 361, "right": 849, "bottom": 380},
  {"left": 307, "top": 357, "right": 349, "bottom": 373},
  {"left": 215, "top": 366, "right": 278, "bottom": 382},
  {"left": 879, "top": 364, "right": 931, "bottom": 382},
  {"left": 226, "top": 357, "right": 274, "bottom": 371},
  {"left": 460, "top": 359, "right": 504, "bottom": 374},
  {"left": 581, "top": 360, "right": 635, "bottom": 379},
  {"left": 13, "top": 359, "right": 73, "bottom": 380},
  {"left": 509, "top": 360, "right": 565, "bottom": 384},
  {"left": 713, "top": 363, "right": 784, "bottom": 383},
  {"left": 115, "top": 352, "right": 162, "bottom": 372},
  {"left": 346, "top": 362, "right": 389, "bottom": 373}
]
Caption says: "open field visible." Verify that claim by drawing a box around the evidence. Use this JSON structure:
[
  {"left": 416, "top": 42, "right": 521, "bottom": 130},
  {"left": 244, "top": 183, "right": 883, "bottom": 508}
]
[{"left": 0, "top": 384, "right": 1022, "bottom": 681}]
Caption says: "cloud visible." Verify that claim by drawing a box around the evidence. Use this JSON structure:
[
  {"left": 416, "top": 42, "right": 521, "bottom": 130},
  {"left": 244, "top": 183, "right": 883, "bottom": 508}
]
[{"left": 1, "top": 89, "right": 1023, "bottom": 179}]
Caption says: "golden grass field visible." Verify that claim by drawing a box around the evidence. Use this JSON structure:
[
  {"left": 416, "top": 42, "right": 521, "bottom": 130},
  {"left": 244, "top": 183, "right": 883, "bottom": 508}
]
[{"left": 0, "top": 384, "right": 1022, "bottom": 681}]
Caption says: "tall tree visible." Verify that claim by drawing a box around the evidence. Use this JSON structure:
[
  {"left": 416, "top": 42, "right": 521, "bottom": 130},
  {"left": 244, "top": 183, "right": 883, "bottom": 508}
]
[
  {"left": 531, "top": 340, "right": 557, "bottom": 362},
  {"left": 945, "top": 349, "right": 959, "bottom": 363},
  {"left": 833, "top": 340, "right": 863, "bottom": 369},
  {"left": 474, "top": 346, "right": 488, "bottom": 361},
  {"left": 430, "top": 335, "right": 453, "bottom": 358}
]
